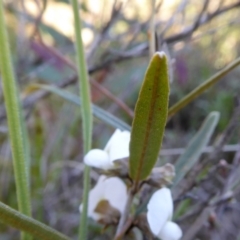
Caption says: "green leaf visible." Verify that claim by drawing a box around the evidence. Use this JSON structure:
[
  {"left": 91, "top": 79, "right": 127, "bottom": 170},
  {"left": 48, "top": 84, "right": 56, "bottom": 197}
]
[
  {"left": 0, "top": 201, "right": 70, "bottom": 240},
  {"left": 0, "top": 3, "right": 32, "bottom": 240},
  {"left": 32, "top": 84, "right": 131, "bottom": 131},
  {"left": 173, "top": 111, "right": 220, "bottom": 186},
  {"left": 129, "top": 52, "right": 169, "bottom": 181}
]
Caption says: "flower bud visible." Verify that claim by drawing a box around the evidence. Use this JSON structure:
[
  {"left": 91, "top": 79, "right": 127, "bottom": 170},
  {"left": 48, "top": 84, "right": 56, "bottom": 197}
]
[{"left": 145, "top": 163, "right": 175, "bottom": 188}]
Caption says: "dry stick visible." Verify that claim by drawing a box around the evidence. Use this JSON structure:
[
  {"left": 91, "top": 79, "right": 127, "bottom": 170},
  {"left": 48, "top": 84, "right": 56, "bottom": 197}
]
[
  {"left": 30, "top": 0, "right": 47, "bottom": 39},
  {"left": 114, "top": 217, "right": 134, "bottom": 240},
  {"left": 87, "top": 0, "right": 123, "bottom": 62},
  {"left": 0, "top": 38, "right": 134, "bottom": 120},
  {"left": 179, "top": 168, "right": 225, "bottom": 240},
  {"left": 174, "top": 106, "right": 240, "bottom": 200},
  {"left": 159, "top": 0, "right": 188, "bottom": 40},
  {"left": 9, "top": 0, "right": 240, "bottom": 66},
  {"left": 90, "top": 80, "right": 134, "bottom": 118},
  {"left": 182, "top": 206, "right": 212, "bottom": 240},
  {"left": 176, "top": 114, "right": 240, "bottom": 237},
  {"left": 181, "top": 167, "right": 235, "bottom": 240},
  {"left": 0, "top": 0, "right": 239, "bottom": 122},
  {"left": 114, "top": 180, "right": 145, "bottom": 240},
  {"left": 190, "top": 19, "right": 239, "bottom": 43},
  {"left": 220, "top": 109, "right": 240, "bottom": 193},
  {"left": 164, "top": 1, "right": 240, "bottom": 43},
  {"left": 190, "top": 0, "right": 209, "bottom": 34},
  {"left": 223, "top": 144, "right": 240, "bottom": 193},
  {"left": 81, "top": 0, "right": 240, "bottom": 71}
]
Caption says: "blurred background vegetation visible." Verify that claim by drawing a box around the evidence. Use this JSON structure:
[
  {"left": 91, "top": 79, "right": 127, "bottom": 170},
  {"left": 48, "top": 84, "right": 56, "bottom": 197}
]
[{"left": 1, "top": 0, "right": 240, "bottom": 239}]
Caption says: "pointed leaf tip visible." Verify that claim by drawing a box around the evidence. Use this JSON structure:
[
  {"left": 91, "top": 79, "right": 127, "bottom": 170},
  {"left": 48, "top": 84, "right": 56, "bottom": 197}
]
[
  {"left": 129, "top": 52, "right": 169, "bottom": 181},
  {"left": 156, "top": 51, "right": 166, "bottom": 59},
  {"left": 210, "top": 111, "right": 220, "bottom": 120}
]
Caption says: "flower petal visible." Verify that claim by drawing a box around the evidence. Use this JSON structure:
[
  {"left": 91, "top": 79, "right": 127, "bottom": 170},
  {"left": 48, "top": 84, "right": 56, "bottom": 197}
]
[
  {"left": 147, "top": 188, "right": 173, "bottom": 236},
  {"left": 104, "top": 129, "right": 130, "bottom": 162},
  {"left": 84, "top": 149, "right": 113, "bottom": 170},
  {"left": 80, "top": 175, "right": 107, "bottom": 221},
  {"left": 80, "top": 175, "right": 128, "bottom": 221},
  {"left": 104, "top": 129, "right": 122, "bottom": 152},
  {"left": 103, "top": 177, "right": 128, "bottom": 214},
  {"left": 158, "top": 221, "right": 182, "bottom": 240}
]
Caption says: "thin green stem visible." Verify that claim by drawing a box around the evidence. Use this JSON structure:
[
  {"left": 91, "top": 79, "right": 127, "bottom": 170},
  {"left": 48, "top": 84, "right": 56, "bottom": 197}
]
[
  {"left": 70, "top": 0, "right": 93, "bottom": 239},
  {"left": 168, "top": 56, "right": 240, "bottom": 119},
  {"left": 0, "top": 201, "right": 71, "bottom": 240},
  {"left": 70, "top": 0, "right": 92, "bottom": 154},
  {"left": 0, "top": 2, "right": 31, "bottom": 240},
  {"left": 80, "top": 165, "right": 90, "bottom": 233}
]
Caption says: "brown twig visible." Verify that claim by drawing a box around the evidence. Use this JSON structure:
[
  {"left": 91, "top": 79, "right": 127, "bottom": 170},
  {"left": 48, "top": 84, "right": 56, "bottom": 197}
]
[
  {"left": 174, "top": 105, "right": 240, "bottom": 200},
  {"left": 164, "top": 1, "right": 240, "bottom": 43},
  {"left": 1, "top": 0, "right": 240, "bottom": 124}
]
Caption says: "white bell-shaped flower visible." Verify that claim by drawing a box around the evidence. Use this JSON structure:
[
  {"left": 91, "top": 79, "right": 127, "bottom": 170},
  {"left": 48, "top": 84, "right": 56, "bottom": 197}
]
[
  {"left": 84, "top": 129, "right": 130, "bottom": 170},
  {"left": 147, "top": 188, "right": 182, "bottom": 240},
  {"left": 80, "top": 175, "right": 128, "bottom": 221}
]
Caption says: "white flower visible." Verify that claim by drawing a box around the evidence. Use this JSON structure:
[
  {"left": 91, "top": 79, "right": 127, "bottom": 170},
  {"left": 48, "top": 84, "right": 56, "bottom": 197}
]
[
  {"left": 147, "top": 188, "right": 182, "bottom": 240},
  {"left": 80, "top": 175, "right": 128, "bottom": 221},
  {"left": 84, "top": 129, "right": 131, "bottom": 170}
]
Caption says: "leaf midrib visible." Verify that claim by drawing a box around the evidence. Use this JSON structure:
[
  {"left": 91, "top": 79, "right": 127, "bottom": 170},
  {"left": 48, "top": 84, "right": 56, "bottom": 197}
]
[{"left": 135, "top": 64, "right": 161, "bottom": 182}]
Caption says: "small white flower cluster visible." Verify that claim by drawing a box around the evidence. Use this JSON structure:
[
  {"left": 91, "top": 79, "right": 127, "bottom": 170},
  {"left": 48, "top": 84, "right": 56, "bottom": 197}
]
[
  {"left": 80, "top": 129, "right": 182, "bottom": 240},
  {"left": 84, "top": 129, "right": 130, "bottom": 170},
  {"left": 79, "top": 175, "right": 127, "bottom": 221},
  {"left": 147, "top": 188, "right": 182, "bottom": 240}
]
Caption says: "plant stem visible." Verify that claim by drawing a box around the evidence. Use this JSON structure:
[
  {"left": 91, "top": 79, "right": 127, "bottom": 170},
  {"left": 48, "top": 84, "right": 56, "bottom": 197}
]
[
  {"left": 114, "top": 188, "right": 135, "bottom": 240},
  {"left": 70, "top": 0, "right": 92, "bottom": 155},
  {"left": 69, "top": 0, "right": 93, "bottom": 239},
  {"left": 168, "top": 56, "right": 240, "bottom": 119},
  {"left": 0, "top": 201, "right": 71, "bottom": 240},
  {"left": 0, "top": 2, "right": 31, "bottom": 240}
]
